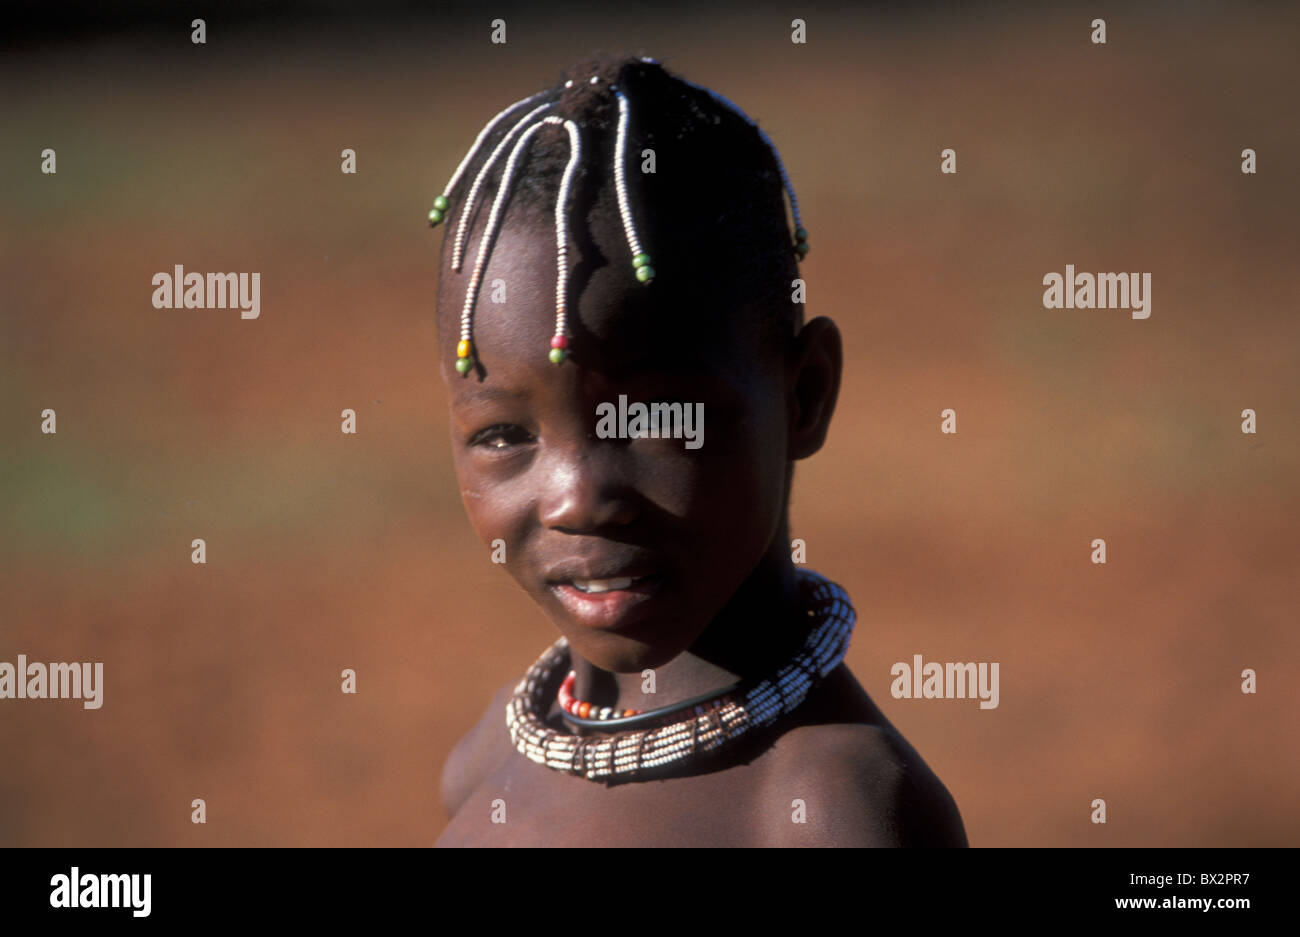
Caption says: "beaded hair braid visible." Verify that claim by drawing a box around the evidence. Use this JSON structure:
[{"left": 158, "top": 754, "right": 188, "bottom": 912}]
[{"left": 427, "top": 56, "right": 809, "bottom": 377}]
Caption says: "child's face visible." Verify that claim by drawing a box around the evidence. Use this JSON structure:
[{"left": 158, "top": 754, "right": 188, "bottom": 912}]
[{"left": 437, "top": 220, "right": 793, "bottom": 673}]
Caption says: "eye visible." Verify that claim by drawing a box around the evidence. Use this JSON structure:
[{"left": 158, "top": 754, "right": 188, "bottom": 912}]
[{"left": 470, "top": 424, "right": 534, "bottom": 450}]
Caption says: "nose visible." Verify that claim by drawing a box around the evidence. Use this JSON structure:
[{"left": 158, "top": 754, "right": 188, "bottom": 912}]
[{"left": 537, "top": 441, "right": 639, "bottom": 532}]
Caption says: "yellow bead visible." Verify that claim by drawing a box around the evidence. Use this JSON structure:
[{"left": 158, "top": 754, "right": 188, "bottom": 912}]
[{"left": 457, "top": 340, "right": 471, "bottom": 358}]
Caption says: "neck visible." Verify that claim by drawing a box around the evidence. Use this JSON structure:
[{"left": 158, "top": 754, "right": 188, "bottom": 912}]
[{"left": 566, "top": 535, "right": 808, "bottom": 720}]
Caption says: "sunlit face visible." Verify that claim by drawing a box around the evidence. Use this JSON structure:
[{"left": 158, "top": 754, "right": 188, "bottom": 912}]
[{"left": 437, "top": 219, "right": 793, "bottom": 673}]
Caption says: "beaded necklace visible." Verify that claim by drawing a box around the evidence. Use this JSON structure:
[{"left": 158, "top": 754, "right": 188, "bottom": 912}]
[
  {"left": 504, "top": 569, "right": 854, "bottom": 782},
  {"left": 558, "top": 672, "right": 644, "bottom": 722},
  {"left": 558, "top": 669, "right": 744, "bottom": 731}
]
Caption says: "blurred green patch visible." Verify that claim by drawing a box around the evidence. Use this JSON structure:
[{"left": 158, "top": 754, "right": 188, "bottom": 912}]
[
  {"left": 0, "top": 444, "right": 140, "bottom": 556},
  {"left": 0, "top": 431, "right": 460, "bottom": 562}
]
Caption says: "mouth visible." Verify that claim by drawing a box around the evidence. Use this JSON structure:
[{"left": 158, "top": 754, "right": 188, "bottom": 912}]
[
  {"left": 545, "top": 569, "right": 665, "bottom": 630},
  {"left": 568, "top": 574, "right": 653, "bottom": 594}
]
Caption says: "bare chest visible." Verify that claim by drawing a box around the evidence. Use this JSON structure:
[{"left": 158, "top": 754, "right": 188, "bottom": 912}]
[{"left": 436, "top": 748, "right": 775, "bottom": 847}]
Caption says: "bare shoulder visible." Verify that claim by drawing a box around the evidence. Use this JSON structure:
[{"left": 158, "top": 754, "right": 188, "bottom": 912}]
[
  {"left": 438, "top": 677, "right": 518, "bottom": 819},
  {"left": 758, "top": 720, "right": 968, "bottom": 847}
]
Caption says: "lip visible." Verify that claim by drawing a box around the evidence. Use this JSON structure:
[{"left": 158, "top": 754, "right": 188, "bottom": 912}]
[
  {"left": 543, "top": 558, "right": 658, "bottom": 584},
  {"left": 548, "top": 572, "right": 665, "bottom": 631}
]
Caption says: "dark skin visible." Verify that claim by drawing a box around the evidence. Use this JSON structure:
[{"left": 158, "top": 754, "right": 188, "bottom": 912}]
[{"left": 433, "top": 202, "right": 968, "bottom": 846}]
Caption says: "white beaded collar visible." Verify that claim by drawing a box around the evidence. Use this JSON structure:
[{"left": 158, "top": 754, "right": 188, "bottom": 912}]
[{"left": 504, "top": 569, "right": 855, "bottom": 782}]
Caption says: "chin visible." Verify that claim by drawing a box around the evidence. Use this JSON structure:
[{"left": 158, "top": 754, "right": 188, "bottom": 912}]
[{"left": 560, "top": 627, "right": 696, "bottom": 674}]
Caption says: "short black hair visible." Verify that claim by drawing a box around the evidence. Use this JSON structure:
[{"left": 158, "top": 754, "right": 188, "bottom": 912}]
[{"left": 436, "top": 53, "right": 805, "bottom": 351}]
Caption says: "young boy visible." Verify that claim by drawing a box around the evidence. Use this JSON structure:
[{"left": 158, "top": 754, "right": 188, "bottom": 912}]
[{"left": 428, "top": 54, "right": 967, "bottom": 846}]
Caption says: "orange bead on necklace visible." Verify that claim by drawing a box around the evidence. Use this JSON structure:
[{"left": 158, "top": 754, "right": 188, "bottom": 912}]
[{"left": 557, "top": 671, "right": 642, "bottom": 721}]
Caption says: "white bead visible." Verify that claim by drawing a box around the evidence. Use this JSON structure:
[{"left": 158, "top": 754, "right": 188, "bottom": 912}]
[{"left": 453, "top": 101, "right": 554, "bottom": 273}]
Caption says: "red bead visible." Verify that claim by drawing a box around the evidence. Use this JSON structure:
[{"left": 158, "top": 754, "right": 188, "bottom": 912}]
[
  {"left": 578, "top": 702, "right": 590, "bottom": 718},
  {"left": 550, "top": 334, "right": 568, "bottom": 349}
]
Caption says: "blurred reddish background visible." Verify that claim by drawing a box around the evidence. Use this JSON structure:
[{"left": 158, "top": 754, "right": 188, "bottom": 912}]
[{"left": 2, "top": 2, "right": 1297, "bottom": 846}]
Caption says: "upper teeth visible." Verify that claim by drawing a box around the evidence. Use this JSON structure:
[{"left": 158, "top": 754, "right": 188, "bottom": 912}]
[{"left": 572, "top": 577, "right": 635, "bottom": 594}]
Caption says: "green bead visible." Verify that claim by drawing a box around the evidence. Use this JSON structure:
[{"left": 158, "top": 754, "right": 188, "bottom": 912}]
[
  {"left": 632, "top": 253, "right": 651, "bottom": 269},
  {"left": 635, "top": 264, "right": 655, "bottom": 283},
  {"left": 794, "top": 227, "right": 808, "bottom": 242},
  {"left": 794, "top": 241, "right": 809, "bottom": 259},
  {"left": 455, "top": 356, "right": 473, "bottom": 375},
  {"left": 548, "top": 347, "right": 566, "bottom": 365},
  {"left": 433, "top": 195, "right": 449, "bottom": 212},
  {"left": 428, "top": 207, "right": 444, "bottom": 225}
]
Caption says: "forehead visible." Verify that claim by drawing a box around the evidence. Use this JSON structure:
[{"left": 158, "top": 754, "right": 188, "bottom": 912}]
[{"left": 436, "top": 216, "right": 766, "bottom": 383}]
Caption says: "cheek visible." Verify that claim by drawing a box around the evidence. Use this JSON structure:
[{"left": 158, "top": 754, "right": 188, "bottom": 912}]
[
  {"left": 641, "top": 411, "right": 785, "bottom": 540},
  {"left": 451, "top": 451, "right": 533, "bottom": 549}
]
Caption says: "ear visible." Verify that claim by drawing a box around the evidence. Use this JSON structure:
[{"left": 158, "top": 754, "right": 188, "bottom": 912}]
[{"left": 786, "top": 316, "right": 842, "bottom": 460}]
